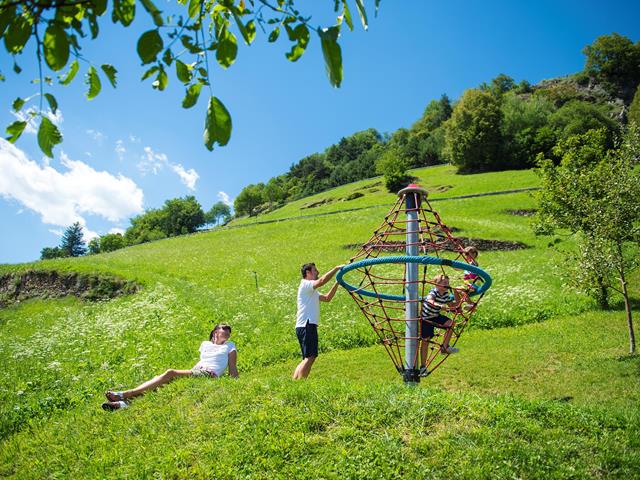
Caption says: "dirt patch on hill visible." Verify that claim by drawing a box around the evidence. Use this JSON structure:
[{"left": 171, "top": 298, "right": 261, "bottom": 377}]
[
  {"left": 430, "top": 184, "right": 453, "bottom": 193},
  {"left": 301, "top": 198, "right": 335, "bottom": 209},
  {"left": 343, "top": 236, "right": 528, "bottom": 253},
  {"left": 0, "top": 270, "right": 139, "bottom": 308}
]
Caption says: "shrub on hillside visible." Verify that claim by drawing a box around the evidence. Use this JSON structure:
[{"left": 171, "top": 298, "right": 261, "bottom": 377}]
[{"left": 124, "top": 196, "right": 205, "bottom": 245}]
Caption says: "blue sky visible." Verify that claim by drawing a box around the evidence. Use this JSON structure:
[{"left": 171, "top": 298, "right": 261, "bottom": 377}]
[{"left": 1, "top": 0, "right": 638, "bottom": 264}]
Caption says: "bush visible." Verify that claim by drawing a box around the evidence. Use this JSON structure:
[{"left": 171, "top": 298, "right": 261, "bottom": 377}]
[{"left": 375, "top": 146, "right": 410, "bottom": 193}]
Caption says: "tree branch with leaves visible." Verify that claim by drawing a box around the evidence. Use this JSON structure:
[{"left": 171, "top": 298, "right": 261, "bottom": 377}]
[{"left": 0, "top": 0, "right": 381, "bottom": 157}]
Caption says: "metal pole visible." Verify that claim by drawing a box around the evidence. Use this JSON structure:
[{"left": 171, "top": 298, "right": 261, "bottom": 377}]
[{"left": 403, "top": 190, "right": 420, "bottom": 383}]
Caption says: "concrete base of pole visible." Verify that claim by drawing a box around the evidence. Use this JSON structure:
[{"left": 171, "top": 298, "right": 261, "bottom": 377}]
[{"left": 402, "top": 368, "right": 421, "bottom": 384}]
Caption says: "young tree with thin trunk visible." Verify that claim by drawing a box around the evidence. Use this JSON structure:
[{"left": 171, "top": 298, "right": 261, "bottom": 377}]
[{"left": 535, "top": 126, "right": 640, "bottom": 353}]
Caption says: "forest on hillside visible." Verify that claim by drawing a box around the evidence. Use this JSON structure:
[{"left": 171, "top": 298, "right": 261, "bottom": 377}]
[{"left": 233, "top": 32, "right": 640, "bottom": 216}]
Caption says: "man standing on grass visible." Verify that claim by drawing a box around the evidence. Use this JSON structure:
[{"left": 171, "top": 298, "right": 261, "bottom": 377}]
[{"left": 292, "top": 262, "right": 343, "bottom": 380}]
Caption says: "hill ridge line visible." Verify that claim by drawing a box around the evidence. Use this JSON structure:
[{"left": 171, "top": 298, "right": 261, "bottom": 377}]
[{"left": 223, "top": 187, "right": 540, "bottom": 230}]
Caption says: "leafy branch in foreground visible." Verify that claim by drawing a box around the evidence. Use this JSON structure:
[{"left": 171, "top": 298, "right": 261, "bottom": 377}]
[{"left": 0, "top": 0, "right": 380, "bottom": 157}]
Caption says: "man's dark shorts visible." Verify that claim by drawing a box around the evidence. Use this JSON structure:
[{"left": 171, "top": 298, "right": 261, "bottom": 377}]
[
  {"left": 296, "top": 322, "right": 318, "bottom": 359},
  {"left": 421, "top": 314, "right": 450, "bottom": 339}
]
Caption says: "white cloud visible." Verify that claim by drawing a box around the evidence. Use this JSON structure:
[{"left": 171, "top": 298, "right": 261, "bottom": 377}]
[
  {"left": 48, "top": 228, "right": 63, "bottom": 237},
  {"left": 217, "top": 191, "right": 233, "bottom": 206},
  {"left": 115, "top": 140, "right": 126, "bottom": 161},
  {"left": 86, "top": 129, "right": 106, "bottom": 142},
  {"left": 109, "top": 227, "right": 125, "bottom": 235},
  {"left": 82, "top": 224, "right": 99, "bottom": 241},
  {"left": 171, "top": 164, "right": 199, "bottom": 191},
  {"left": 129, "top": 134, "right": 140, "bottom": 143},
  {"left": 0, "top": 139, "right": 144, "bottom": 229},
  {"left": 138, "top": 146, "right": 200, "bottom": 191}
]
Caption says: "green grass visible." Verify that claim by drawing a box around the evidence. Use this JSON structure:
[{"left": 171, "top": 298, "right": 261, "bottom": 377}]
[
  {"left": 1, "top": 167, "right": 638, "bottom": 478},
  {"left": 228, "top": 165, "right": 541, "bottom": 226}
]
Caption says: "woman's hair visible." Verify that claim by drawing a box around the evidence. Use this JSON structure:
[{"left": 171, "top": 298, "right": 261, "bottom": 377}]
[{"left": 209, "top": 323, "right": 232, "bottom": 341}]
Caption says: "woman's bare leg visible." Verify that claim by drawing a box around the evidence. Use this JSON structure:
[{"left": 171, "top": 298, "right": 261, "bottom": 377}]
[{"left": 122, "top": 369, "right": 193, "bottom": 399}]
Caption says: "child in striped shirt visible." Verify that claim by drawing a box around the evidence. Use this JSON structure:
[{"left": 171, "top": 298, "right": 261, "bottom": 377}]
[{"left": 419, "top": 274, "right": 459, "bottom": 376}]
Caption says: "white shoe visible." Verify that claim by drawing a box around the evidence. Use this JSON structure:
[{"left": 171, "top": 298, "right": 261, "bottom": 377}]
[{"left": 442, "top": 346, "right": 459, "bottom": 354}]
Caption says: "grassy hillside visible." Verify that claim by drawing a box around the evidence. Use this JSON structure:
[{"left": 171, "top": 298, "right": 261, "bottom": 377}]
[{"left": 1, "top": 166, "right": 639, "bottom": 478}]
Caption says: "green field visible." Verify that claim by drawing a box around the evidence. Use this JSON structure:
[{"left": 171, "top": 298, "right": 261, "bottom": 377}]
[{"left": 1, "top": 166, "right": 639, "bottom": 479}]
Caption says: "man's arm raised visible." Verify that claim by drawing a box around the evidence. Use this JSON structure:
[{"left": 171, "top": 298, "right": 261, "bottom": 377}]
[{"left": 312, "top": 265, "right": 344, "bottom": 289}]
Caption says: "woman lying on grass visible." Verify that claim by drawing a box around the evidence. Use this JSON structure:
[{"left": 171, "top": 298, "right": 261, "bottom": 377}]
[{"left": 102, "top": 323, "right": 238, "bottom": 411}]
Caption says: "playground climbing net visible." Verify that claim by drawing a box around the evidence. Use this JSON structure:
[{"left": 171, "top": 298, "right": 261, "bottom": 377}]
[{"left": 337, "top": 185, "right": 492, "bottom": 380}]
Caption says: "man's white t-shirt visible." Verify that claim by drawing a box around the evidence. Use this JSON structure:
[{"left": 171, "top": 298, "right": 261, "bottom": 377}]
[
  {"left": 193, "top": 341, "right": 236, "bottom": 377},
  {"left": 296, "top": 279, "right": 320, "bottom": 328}
]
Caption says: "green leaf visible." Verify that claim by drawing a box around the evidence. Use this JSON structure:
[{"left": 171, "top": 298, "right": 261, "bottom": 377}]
[
  {"left": 44, "top": 93, "right": 58, "bottom": 114},
  {"left": 268, "top": 27, "right": 280, "bottom": 43},
  {"left": 204, "top": 96, "right": 232, "bottom": 150},
  {"left": 175, "top": 60, "right": 192, "bottom": 84},
  {"left": 43, "top": 24, "right": 70, "bottom": 71},
  {"left": 285, "top": 24, "right": 309, "bottom": 62},
  {"left": 341, "top": 0, "right": 354, "bottom": 31},
  {"left": 182, "top": 83, "right": 202, "bottom": 109},
  {"left": 37, "top": 117, "right": 63, "bottom": 158},
  {"left": 0, "top": 5, "right": 15, "bottom": 37},
  {"left": 188, "top": 0, "right": 201, "bottom": 19},
  {"left": 4, "top": 15, "right": 31, "bottom": 54},
  {"left": 137, "top": 29, "right": 163, "bottom": 65},
  {"left": 140, "top": 0, "right": 164, "bottom": 27},
  {"left": 113, "top": 0, "right": 136, "bottom": 26},
  {"left": 92, "top": 0, "right": 108, "bottom": 16},
  {"left": 85, "top": 66, "right": 101, "bottom": 99},
  {"left": 216, "top": 31, "right": 238, "bottom": 69},
  {"left": 87, "top": 11, "right": 99, "bottom": 38},
  {"left": 180, "top": 35, "right": 202, "bottom": 54},
  {"left": 59, "top": 60, "right": 79, "bottom": 85},
  {"left": 162, "top": 49, "right": 173, "bottom": 66},
  {"left": 318, "top": 26, "right": 342, "bottom": 87},
  {"left": 354, "top": 0, "right": 368, "bottom": 30},
  {"left": 141, "top": 65, "right": 159, "bottom": 81},
  {"left": 12, "top": 97, "right": 25, "bottom": 112},
  {"left": 152, "top": 66, "right": 168, "bottom": 90},
  {"left": 6, "top": 120, "right": 27, "bottom": 143},
  {"left": 101, "top": 64, "right": 117, "bottom": 87},
  {"left": 13, "top": 60, "right": 21, "bottom": 74},
  {"left": 246, "top": 20, "right": 256, "bottom": 44},
  {"left": 231, "top": 11, "right": 254, "bottom": 45}
]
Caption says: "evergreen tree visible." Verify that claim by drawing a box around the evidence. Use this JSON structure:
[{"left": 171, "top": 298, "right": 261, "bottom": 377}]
[{"left": 60, "top": 222, "right": 87, "bottom": 257}]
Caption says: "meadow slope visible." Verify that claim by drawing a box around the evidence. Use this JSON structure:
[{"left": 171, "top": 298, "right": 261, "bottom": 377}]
[{"left": 1, "top": 166, "right": 638, "bottom": 479}]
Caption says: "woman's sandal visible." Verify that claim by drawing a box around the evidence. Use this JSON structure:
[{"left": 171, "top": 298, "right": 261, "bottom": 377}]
[
  {"left": 105, "top": 391, "right": 125, "bottom": 402},
  {"left": 101, "top": 400, "right": 128, "bottom": 411}
]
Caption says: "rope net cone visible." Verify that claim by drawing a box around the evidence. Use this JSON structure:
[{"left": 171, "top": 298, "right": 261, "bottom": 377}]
[{"left": 338, "top": 185, "right": 490, "bottom": 379}]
